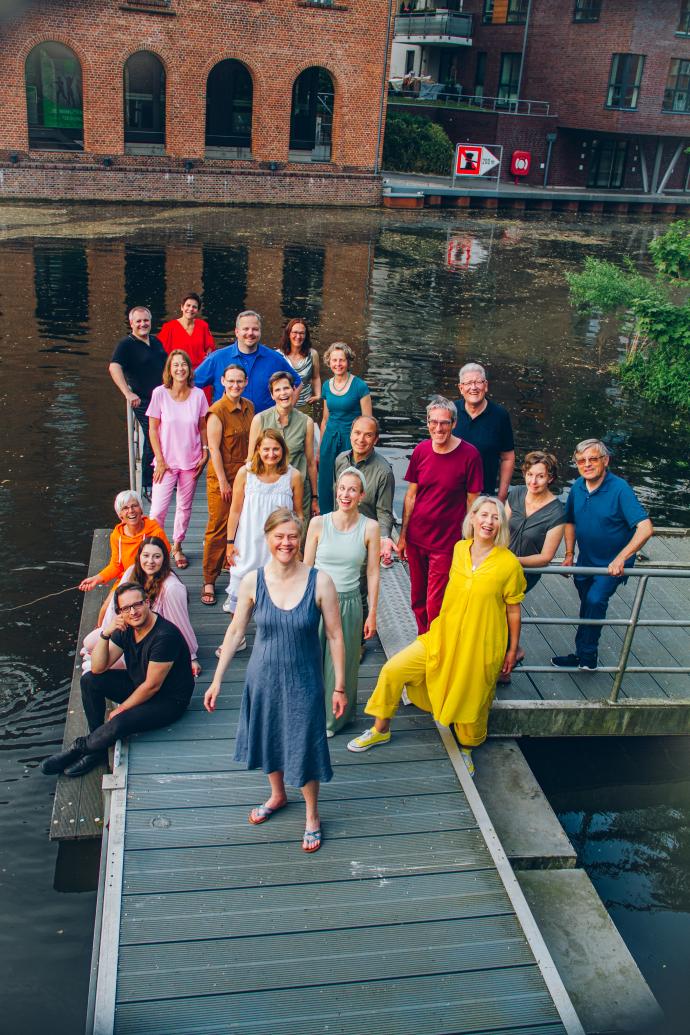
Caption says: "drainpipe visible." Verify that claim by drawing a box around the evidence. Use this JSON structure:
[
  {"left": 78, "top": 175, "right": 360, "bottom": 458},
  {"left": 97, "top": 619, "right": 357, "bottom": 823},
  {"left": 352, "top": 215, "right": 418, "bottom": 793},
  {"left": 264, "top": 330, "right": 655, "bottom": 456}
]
[
  {"left": 515, "top": 0, "right": 533, "bottom": 113},
  {"left": 374, "top": 0, "right": 396, "bottom": 175}
]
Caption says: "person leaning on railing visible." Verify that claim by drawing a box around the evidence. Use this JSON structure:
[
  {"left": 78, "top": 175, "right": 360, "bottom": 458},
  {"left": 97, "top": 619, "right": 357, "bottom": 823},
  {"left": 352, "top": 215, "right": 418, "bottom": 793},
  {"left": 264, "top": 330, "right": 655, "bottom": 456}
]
[{"left": 551, "top": 438, "right": 653, "bottom": 672}]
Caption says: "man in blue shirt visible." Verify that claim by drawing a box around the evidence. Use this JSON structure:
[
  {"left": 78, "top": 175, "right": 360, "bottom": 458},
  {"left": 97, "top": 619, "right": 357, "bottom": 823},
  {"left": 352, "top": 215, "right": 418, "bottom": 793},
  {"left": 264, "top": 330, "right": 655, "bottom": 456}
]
[
  {"left": 194, "top": 310, "right": 300, "bottom": 412},
  {"left": 552, "top": 438, "right": 653, "bottom": 671}
]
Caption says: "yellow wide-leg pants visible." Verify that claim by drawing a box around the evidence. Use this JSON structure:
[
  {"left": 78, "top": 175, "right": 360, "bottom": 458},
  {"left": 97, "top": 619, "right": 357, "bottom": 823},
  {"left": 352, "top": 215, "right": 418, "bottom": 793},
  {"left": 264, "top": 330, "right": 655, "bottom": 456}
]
[{"left": 364, "top": 637, "right": 494, "bottom": 748}]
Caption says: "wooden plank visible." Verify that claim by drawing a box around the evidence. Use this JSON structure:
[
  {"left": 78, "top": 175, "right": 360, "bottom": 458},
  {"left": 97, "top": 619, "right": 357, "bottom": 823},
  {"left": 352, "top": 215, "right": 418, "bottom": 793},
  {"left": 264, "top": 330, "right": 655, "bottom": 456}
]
[{"left": 51, "top": 529, "right": 110, "bottom": 841}]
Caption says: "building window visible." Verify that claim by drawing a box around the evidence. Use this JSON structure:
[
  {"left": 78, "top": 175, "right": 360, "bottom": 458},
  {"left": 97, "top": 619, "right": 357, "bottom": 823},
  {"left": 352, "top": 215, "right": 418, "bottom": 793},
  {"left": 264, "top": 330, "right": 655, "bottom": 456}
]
[
  {"left": 497, "top": 53, "right": 521, "bottom": 105},
  {"left": 677, "top": 1, "right": 690, "bottom": 35},
  {"left": 289, "top": 67, "right": 334, "bottom": 163},
  {"left": 587, "top": 139, "right": 627, "bottom": 189},
  {"left": 663, "top": 58, "right": 690, "bottom": 113},
  {"left": 573, "top": 0, "right": 601, "bottom": 22},
  {"left": 605, "top": 53, "right": 644, "bottom": 110},
  {"left": 25, "top": 42, "right": 83, "bottom": 151},
  {"left": 483, "top": 0, "right": 529, "bottom": 25},
  {"left": 124, "top": 51, "right": 166, "bottom": 153},
  {"left": 205, "top": 60, "right": 253, "bottom": 157},
  {"left": 474, "top": 52, "right": 487, "bottom": 98}
]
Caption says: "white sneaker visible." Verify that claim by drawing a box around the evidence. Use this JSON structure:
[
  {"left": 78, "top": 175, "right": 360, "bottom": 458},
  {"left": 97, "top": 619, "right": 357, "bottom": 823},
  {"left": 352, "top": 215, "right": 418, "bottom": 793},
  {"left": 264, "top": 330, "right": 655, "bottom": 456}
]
[
  {"left": 215, "top": 637, "right": 246, "bottom": 658},
  {"left": 222, "top": 600, "right": 233, "bottom": 614}
]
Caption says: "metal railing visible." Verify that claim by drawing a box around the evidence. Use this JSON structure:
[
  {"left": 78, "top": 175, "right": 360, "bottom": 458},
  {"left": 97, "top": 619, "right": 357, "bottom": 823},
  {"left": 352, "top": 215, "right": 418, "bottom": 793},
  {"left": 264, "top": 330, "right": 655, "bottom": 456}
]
[
  {"left": 126, "top": 403, "right": 142, "bottom": 496},
  {"left": 518, "top": 565, "right": 690, "bottom": 704},
  {"left": 394, "top": 11, "right": 473, "bottom": 40},
  {"left": 388, "top": 86, "right": 550, "bottom": 116}
]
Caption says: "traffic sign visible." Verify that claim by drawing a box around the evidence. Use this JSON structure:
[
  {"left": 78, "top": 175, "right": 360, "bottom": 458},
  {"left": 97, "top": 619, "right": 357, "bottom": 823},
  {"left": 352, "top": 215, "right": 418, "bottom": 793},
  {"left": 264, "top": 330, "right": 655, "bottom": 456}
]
[{"left": 454, "top": 144, "right": 500, "bottom": 177}]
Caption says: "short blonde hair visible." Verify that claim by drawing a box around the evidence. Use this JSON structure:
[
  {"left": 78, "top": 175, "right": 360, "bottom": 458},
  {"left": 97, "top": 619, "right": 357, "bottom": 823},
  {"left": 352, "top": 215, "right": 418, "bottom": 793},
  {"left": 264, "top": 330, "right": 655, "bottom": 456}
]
[
  {"left": 324, "top": 341, "right": 355, "bottom": 369},
  {"left": 462, "top": 495, "right": 510, "bottom": 547},
  {"left": 250, "top": 428, "right": 288, "bottom": 476},
  {"left": 162, "top": 349, "right": 193, "bottom": 389},
  {"left": 264, "top": 507, "right": 304, "bottom": 537}
]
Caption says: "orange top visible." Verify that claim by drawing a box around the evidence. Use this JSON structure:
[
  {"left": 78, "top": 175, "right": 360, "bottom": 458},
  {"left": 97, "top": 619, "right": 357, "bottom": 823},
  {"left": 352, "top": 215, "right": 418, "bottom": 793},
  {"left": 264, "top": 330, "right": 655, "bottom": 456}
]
[{"left": 97, "top": 516, "right": 170, "bottom": 585}]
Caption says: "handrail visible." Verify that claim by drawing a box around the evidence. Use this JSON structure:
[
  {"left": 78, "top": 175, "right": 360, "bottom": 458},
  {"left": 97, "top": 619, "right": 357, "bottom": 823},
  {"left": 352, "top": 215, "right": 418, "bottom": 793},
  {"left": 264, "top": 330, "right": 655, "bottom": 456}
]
[
  {"left": 394, "top": 11, "right": 473, "bottom": 39},
  {"left": 388, "top": 86, "right": 550, "bottom": 116},
  {"left": 516, "top": 564, "right": 690, "bottom": 703},
  {"left": 126, "top": 402, "right": 142, "bottom": 496}
]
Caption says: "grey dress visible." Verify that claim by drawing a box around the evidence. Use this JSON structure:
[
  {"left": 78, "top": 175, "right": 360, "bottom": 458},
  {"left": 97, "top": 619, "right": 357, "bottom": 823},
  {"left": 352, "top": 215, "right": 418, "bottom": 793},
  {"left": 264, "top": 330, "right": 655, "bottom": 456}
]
[
  {"left": 234, "top": 566, "right": 332, "bottom": 787},
  {"left": 508, "top": 485, "right": 565, "bottom": 592}
]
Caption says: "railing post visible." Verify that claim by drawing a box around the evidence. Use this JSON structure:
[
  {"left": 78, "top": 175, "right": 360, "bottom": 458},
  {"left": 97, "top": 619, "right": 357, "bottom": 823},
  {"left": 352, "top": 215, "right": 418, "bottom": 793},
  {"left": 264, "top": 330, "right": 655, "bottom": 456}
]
[
  {"left": 608, "top": 576, "right": 649, "bottom": 704},
  {"left": 126, "top": 403, "right": 136, "bottom": 493}
]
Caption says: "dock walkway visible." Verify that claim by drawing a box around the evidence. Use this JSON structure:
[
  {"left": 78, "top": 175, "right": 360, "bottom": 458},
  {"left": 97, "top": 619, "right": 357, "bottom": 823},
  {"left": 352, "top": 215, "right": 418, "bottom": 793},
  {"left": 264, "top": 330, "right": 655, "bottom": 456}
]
[{"left": 88, "top": 489, "right": 583, "bottom": 1035}]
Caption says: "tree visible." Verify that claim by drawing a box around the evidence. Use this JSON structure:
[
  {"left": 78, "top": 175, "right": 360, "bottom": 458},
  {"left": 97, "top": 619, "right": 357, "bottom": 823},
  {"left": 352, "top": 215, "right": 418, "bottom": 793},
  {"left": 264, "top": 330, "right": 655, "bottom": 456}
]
[
  {"left": 382, "top": 112, "right": 453, "bottom": 176},
  {"left": 566, "top": 221, "right": 690, "bottom": 408}
]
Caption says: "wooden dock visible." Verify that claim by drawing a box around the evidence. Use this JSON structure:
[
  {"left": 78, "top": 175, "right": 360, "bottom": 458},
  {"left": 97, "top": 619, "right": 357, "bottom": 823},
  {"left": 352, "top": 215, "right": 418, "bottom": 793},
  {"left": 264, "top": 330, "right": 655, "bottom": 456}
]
[{"left": 86, "top": 489, "right": 584, "bottom": 1035}]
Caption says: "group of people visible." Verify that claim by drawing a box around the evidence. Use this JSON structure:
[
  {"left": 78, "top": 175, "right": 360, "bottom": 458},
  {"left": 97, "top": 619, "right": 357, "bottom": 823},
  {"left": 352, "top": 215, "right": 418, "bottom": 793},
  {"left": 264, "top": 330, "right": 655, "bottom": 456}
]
[{"left": 42, "top": 304, "right": 653, "bottom": 853}]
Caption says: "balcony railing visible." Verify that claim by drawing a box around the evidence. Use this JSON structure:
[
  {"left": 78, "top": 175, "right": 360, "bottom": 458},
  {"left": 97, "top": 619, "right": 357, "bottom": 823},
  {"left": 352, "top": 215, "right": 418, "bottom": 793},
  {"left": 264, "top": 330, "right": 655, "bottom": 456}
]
[
  {"left": 394, "top": 12, "right": 473, "bottom": 42},
  {"left": 388, "top": 84, "right": 550, "bottom": 116}
]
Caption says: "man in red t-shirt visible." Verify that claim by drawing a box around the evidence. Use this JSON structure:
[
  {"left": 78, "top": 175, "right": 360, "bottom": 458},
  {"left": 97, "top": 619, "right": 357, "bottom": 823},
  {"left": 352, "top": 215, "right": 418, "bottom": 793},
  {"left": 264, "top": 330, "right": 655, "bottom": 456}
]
[{"left": 397, "top": 396, "right": 483, "bottom": 633}]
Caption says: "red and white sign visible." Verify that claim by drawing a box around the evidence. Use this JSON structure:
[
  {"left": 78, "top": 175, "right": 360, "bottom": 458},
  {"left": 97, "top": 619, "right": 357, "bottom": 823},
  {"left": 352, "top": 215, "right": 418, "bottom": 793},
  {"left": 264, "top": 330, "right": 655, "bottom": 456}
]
[
  {"left": 511, "top": 150, "right": 531, "bottom": 177},
  {"left": 446, "top": 234, "right": 489, "bottom": 271},
  {"left": 454, "top": 144, "right": 500, "bottom": 177}
]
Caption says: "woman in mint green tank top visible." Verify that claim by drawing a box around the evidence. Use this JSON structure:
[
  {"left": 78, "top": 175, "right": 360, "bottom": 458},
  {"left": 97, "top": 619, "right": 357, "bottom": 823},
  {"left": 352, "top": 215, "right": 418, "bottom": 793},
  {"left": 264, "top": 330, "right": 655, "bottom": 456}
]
[{"left": 304, "top": 467, "right": 380, "bottom": 735}]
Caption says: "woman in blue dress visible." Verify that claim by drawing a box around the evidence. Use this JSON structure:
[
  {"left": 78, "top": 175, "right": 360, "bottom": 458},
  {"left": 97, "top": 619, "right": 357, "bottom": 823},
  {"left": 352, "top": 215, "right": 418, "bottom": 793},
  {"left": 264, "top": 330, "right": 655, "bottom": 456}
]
[
  {"left": 317, "top": 342, "right": 372, "bottom": 512},
  {"left": 205, "top": 507, "right": 346, "bottom": 853}
]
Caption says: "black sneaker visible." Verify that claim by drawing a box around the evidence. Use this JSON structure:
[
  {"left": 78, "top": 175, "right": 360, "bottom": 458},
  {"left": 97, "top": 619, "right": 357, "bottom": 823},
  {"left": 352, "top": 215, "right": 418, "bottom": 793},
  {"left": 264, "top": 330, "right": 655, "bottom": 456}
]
[
  {"left": 551, "top": 653, "right": 580, "bottom": 669},
  {"left": 578, "top": 657, "right": 598, "bottom": 671}
]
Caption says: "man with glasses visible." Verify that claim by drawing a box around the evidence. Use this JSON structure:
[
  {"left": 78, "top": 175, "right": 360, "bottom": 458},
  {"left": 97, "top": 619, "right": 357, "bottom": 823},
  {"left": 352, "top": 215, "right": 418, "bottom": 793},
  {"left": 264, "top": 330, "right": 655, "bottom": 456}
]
[
  {"left": 552, "top": 438, "right": 653, "bottom": 671},
  {"left": 455, "top": 362, "right": 515, "bottom": 501},
  {"left": 397, "top": 396, "right": 482, "bottom": 633},
  {"left": 41, "top": 582, "right": 194, "bottom": 777}
]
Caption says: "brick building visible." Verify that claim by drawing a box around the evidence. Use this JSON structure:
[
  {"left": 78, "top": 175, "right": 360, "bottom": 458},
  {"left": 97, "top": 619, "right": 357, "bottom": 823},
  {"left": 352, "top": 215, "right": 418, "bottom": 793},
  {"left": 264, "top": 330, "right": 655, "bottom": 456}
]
[
  {"left": 390, "top": 0, "right": 690, "bottom": 192},
  {"left": 0, "top": 0, "right": 394, "bottom": 205}
]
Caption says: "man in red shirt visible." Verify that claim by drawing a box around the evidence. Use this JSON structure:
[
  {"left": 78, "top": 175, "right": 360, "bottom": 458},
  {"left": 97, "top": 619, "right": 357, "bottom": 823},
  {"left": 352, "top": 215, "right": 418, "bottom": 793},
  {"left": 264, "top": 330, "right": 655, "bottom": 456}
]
[{"left": 397, "top": 396, "right": 482, "bottom": 633}]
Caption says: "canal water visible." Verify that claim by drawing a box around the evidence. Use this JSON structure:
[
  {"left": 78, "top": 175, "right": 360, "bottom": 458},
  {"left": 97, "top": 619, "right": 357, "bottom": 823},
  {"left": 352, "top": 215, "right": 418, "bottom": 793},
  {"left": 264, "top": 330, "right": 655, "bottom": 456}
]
[{"left": 0, "top": 203, "right": 688, "bottom": 1033}]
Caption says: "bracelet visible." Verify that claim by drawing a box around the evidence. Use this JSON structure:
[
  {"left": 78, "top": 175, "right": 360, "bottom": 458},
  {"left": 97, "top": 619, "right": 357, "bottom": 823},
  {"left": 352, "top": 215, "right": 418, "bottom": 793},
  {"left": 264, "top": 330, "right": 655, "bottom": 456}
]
[
  {"left": 333, "top": 689, "right": 346, "bottom": 694},
  {"left": 202, "top": 446, "right": 209, "bottom": 452},
  {"left": 227, "top": 538, "right": 235, "bottom": 544},
  {"left": 100, "top": 631, "right": 111, "bottom": 641}
]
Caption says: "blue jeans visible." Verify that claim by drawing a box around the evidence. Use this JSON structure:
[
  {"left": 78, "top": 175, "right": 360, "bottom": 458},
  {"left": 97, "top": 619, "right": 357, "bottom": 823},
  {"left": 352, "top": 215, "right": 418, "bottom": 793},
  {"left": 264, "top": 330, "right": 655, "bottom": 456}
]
[{"left": 574, "top": 573, "right": 623, "bottom": 664}]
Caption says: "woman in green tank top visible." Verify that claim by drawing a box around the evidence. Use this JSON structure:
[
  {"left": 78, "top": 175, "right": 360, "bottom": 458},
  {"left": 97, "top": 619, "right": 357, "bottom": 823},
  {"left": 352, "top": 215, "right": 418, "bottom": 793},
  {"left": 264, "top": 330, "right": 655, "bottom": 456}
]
[
  {"left": 247, "top": 369, "right": 318, "bottom": 521},
  {"left": 304, "top": 467, "right": 380, "bottom": 736}
]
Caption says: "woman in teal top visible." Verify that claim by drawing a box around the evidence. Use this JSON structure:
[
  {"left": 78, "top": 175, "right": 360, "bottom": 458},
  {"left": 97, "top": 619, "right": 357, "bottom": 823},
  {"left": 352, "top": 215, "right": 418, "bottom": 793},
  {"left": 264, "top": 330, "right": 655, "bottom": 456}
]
[
  {"left": 305, "top": 467, "right": 380, "bottom": 735},
  {"left": 318, "top": 342, "right": 372, "bottom": 512}
]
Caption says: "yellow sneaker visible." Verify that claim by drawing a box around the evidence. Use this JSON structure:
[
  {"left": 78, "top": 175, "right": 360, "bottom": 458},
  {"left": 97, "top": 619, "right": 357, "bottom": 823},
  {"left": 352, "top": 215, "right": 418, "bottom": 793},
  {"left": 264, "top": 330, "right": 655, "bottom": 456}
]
[{"left": 347, "top": 727, "right": 391, "bottom": 753}]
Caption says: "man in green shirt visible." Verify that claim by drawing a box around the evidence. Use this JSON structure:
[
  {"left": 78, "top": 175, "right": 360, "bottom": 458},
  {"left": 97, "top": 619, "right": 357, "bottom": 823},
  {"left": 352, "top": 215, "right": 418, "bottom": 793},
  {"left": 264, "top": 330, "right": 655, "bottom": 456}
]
[{"left": 334, "top": 415, "right": 395, "bottom": 565}]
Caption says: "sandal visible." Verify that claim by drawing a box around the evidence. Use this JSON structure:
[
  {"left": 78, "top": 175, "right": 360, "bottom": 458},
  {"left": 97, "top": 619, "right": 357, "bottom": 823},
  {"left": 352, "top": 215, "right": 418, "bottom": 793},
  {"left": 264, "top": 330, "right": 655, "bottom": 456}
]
[
  {"left": 248, "top": 801, "right": 287, "bottom": 825},
  {"left": 173, "top": 545, "right": 189, "bottom": 570},
  {"left": 215, "top": 638, "right": 246, "bottom": 658},
  {"left": 302, "top": 828, "right": 322, "bottom": 853},
  {"left": 201, "top": 585, "right": 216, "bottom": 606}
]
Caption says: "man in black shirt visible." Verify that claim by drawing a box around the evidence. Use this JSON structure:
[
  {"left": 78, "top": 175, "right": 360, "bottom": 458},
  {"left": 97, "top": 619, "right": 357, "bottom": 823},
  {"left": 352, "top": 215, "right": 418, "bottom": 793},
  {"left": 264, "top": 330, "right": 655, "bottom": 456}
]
[
  {"left": 41, "top": 583, "right": 194, "bottom": 778},
  {"left": 455, "top": 362, "right": 515, "bottom": 501},
  {"left": 109, "top": 306, "right": 167, "bottom": 494}
]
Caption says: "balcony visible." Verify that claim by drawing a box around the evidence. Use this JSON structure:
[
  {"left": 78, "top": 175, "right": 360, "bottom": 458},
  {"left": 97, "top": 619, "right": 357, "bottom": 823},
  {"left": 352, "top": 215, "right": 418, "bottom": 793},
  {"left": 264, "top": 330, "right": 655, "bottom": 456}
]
[
  {"left": 393, "top": 11, "right": 473, "bottom": 46},
  {"left": 387, "top": 84, "right": 551, "bottom": 117}
]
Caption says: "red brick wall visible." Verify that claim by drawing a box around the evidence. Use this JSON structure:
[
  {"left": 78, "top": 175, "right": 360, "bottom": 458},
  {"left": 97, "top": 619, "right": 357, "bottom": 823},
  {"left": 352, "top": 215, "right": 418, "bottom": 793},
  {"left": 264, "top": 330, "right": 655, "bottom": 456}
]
[{"left": 0, "top": 0, "right": 394, "bottom": 203}]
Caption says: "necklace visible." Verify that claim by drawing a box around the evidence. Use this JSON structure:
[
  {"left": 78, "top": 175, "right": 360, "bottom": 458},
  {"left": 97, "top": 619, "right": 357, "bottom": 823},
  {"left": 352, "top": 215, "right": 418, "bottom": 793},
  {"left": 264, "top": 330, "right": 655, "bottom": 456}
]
[{"left": 330, "top": 374, "right": 352, "bottom": 395}]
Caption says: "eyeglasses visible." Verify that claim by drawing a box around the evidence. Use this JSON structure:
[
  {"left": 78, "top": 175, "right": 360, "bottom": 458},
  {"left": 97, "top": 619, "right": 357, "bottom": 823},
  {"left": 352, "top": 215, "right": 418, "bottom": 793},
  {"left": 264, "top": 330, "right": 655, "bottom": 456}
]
[
  {"left": 460, "top": 380, "right": 486, "bottom": 389},
  {"left": 116, "top": 600, "right": 146, "bottom": 615},
  {"left": 428, "top": 419, "right": 452, "bottom": 428},
  {"left": 575, "top": 455, "right": 605, "bottom": 466}
]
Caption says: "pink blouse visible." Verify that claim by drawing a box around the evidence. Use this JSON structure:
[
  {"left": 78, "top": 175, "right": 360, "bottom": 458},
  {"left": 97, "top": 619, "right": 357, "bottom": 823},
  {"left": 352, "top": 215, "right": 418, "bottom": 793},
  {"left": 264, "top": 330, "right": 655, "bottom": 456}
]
[{"left": 146, "top": 385, "right": 209, "bottom": 471}]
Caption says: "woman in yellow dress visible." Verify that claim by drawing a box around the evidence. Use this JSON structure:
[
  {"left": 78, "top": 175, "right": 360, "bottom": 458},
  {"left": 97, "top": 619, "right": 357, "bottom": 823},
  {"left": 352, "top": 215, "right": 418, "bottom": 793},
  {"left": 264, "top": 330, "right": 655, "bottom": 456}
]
[{"left": 347, "top": 496, "right": 526, "bottom": 775}]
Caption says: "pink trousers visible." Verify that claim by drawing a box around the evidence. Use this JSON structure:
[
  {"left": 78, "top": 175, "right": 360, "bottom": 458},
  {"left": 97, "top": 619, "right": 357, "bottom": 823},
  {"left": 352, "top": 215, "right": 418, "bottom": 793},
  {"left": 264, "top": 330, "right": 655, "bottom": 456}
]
[{"left": 149, "top": 468, "right": 199, "bottom": 544}]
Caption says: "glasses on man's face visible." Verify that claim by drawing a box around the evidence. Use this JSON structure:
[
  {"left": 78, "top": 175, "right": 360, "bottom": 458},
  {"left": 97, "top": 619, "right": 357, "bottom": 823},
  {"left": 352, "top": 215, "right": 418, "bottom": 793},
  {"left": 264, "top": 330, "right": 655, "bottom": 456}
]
[
  {"left": 575, "top": 455, "right": 605, "bottom": 467},
  {"left": 428, "top": 419, "right": 452, "bottom": 428},
  {"left": 117, "top": 600, "right": 146, "bottom": 615},
  {"left": 460, "top": 380, "right": 486, "bottom": 389}
]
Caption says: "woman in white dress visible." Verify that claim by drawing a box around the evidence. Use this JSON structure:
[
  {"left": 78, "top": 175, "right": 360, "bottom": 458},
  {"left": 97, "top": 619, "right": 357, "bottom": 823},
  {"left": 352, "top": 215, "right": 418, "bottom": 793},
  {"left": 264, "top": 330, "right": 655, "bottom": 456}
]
[{"left": 224, "top": 428, "right": 304, "bottom": 620}]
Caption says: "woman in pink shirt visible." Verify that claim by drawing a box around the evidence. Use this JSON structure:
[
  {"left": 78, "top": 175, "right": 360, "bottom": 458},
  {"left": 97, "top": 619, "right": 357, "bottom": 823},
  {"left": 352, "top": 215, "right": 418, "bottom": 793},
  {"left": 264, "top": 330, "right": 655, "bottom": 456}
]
[{"left": 147, "top": 349, "right": 209, "bottom": 569}]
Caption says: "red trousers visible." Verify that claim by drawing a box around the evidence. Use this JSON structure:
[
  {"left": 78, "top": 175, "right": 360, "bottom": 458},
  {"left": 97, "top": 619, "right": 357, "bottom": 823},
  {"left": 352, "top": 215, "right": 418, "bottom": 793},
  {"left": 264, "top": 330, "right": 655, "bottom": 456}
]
[{"left": 406, "top": 542, "right": 453, "bottom": 634}]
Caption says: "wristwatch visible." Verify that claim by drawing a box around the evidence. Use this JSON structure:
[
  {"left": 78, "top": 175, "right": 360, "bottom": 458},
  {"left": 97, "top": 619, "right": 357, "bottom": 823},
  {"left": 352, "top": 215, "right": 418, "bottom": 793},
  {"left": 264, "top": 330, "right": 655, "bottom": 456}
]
[{"left": 100, "top": 631, "right": 111, "bottom": 641}]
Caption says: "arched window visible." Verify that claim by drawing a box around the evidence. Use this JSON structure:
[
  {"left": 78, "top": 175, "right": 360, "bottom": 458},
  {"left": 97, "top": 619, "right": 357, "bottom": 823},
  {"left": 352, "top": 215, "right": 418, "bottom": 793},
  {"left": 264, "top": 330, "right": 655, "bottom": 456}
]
[
  {"left": 205, "top": 60, "right": 253, "bottom": 158},
  {"left": 25, "top": 42, "right": 83, "bottom": 151},
  {"left": 124, "top": 51, "right": 166, "bottom": 153},
  {"left": 289, "top": 67, "right": 334, "bottom": 163}
]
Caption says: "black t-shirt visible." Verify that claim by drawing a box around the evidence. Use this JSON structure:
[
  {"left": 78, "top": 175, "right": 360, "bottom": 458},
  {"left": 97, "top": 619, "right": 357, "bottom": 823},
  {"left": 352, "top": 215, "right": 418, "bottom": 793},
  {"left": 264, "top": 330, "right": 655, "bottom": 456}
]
[
  {"left": 111, "top": 614, "right": 194, "bottom": 704},
  {"left": 454, "top": 398, "right": 515, "bottom": 494},
  {"left": 111, "top": 333, "right": 166, "bottom": 401}
]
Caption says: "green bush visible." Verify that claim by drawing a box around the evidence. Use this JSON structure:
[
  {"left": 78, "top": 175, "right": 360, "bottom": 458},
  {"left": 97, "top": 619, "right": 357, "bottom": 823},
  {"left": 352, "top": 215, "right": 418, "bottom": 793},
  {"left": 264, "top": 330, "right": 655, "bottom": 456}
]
[{"left": 383, "top": 112, "right": 454, "bottom": 176}]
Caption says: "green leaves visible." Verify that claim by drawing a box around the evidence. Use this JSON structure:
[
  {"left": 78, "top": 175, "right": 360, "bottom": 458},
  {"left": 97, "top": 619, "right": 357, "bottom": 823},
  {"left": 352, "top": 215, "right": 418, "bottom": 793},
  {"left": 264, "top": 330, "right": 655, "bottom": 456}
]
[
  {"left": 648, "top": 220, "right": 690, "bottom": 281},
  {"left": 382, "top": 113, "right": 454, "bottom": 176}
]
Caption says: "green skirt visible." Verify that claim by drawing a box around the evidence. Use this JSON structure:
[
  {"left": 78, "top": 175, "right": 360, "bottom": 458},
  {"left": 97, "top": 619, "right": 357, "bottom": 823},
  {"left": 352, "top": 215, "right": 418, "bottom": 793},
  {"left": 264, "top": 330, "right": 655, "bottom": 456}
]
[{"left": 320, "top": 587, "right": 362, "bottom": 734}]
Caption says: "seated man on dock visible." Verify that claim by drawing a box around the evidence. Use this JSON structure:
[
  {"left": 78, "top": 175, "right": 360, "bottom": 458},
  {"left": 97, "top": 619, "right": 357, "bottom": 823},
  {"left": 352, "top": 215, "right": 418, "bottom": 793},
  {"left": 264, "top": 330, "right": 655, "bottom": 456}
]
[
  {"left": 551, "top": 438, "right": 653, "bottom": 672},
  {"left": 41, "top": 582, "right": 194, "bottom": 778}
]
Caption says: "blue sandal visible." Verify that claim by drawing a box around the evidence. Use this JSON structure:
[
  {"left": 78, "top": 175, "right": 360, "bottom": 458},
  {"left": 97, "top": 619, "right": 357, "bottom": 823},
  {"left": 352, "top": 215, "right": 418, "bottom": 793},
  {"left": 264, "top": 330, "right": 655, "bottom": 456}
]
[
  {"left": 248, "top": 801, "right": 287, "bottom": 825},
  {"left": 302, "top": 828, "right": 322, "bottom": 853}
]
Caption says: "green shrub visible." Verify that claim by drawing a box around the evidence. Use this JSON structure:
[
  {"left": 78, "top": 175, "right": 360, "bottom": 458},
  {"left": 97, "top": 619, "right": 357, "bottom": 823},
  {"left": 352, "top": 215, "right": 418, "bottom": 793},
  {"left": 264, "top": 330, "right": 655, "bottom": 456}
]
[{"left": 383, "top": 112, "right": 454, "bottom": 176}]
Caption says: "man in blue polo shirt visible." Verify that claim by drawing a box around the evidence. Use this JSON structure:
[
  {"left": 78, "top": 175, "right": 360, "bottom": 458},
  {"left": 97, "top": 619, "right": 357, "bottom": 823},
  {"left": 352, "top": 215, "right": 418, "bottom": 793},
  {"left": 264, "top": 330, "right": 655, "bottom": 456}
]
[
  {"left": 552, "top": 438, "right": 653, "bottom": 671},
  {"left": 455, "top": 362, "right": 515, "bottom": 501},
  {"left": 194, "top": 309, "right": 300, "bottom": 412}
]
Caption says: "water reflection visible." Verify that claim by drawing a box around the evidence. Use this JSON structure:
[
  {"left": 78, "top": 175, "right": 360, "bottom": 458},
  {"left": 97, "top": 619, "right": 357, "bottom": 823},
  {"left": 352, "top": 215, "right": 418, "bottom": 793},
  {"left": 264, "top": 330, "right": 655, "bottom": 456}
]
[{"left": 202, "top": 244, "right": 248, "bottom": 335}]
